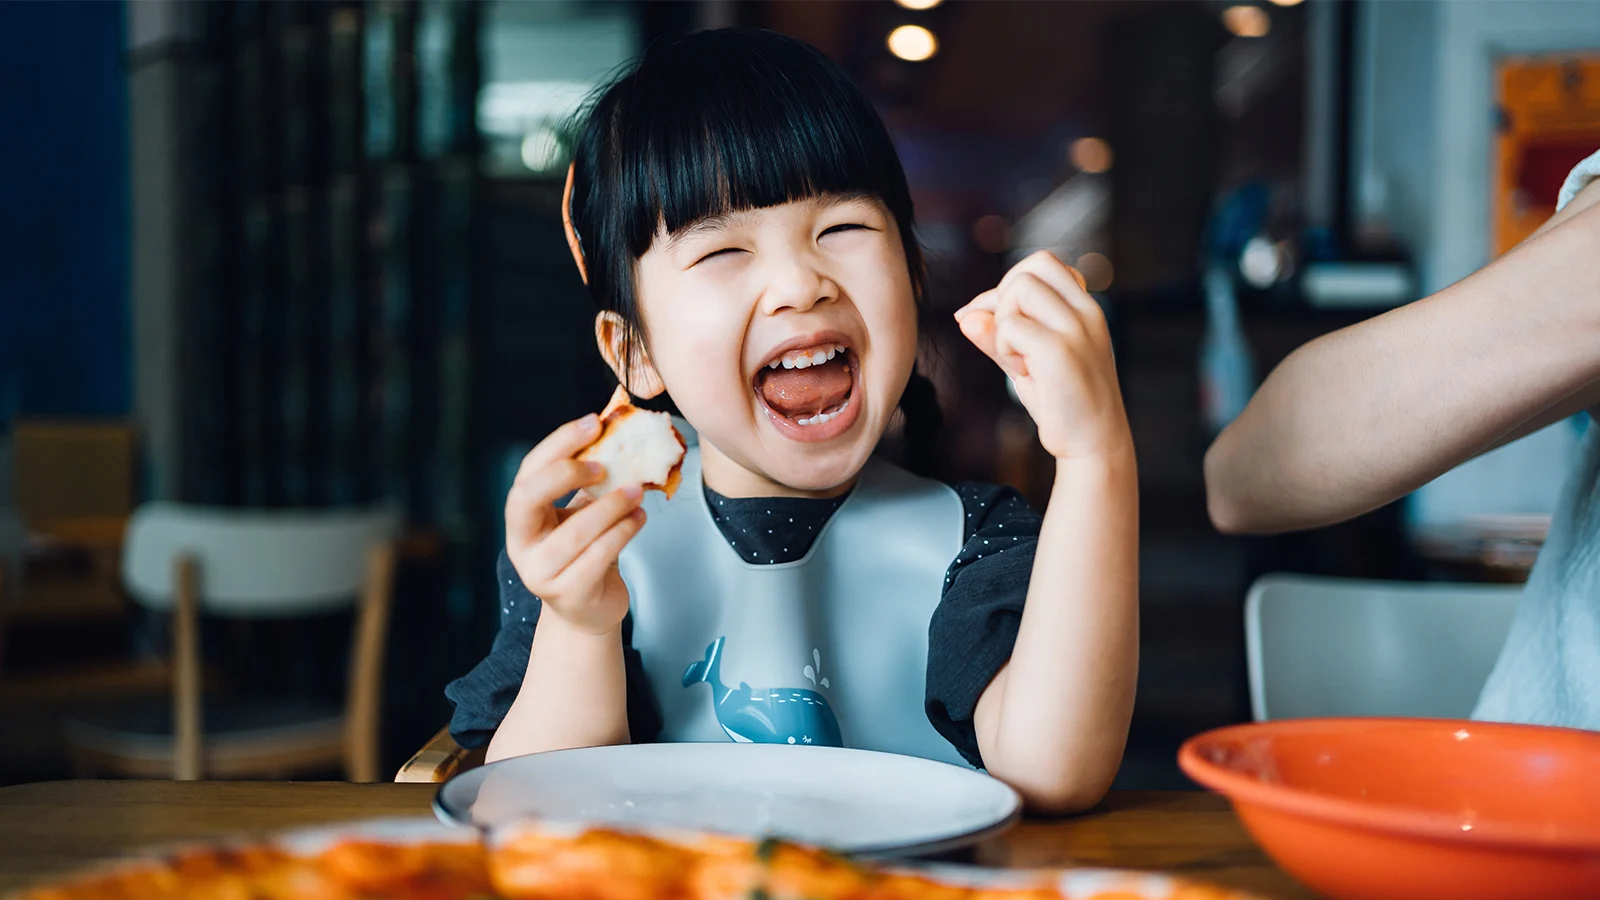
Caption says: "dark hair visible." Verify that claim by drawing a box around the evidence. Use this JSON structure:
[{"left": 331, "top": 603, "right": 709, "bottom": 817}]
[{"left": 566, "top": 26, "right": 942, "bottom": 472}]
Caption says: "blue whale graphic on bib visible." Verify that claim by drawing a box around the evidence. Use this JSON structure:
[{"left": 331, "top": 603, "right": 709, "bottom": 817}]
[{"left": 682, "top": 637, "right": 843, "bottom": 747}]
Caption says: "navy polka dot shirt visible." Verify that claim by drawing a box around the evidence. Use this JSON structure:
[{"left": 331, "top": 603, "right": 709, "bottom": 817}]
[{"left": 445, "top": 480, "right": 1042, "bottom": 767}]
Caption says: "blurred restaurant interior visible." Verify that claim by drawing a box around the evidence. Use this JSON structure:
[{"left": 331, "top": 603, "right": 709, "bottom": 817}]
[{"left": 2, "top": 0, "right": 1600, "bottom": 789}]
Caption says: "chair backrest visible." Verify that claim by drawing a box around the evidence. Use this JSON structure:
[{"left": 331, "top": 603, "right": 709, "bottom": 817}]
[
  {"left": 122, "top": 503, "right": 401, "bottom": 616},
  {"left": 1245, "top": 574, "right": 1521, "bottom": 721}
]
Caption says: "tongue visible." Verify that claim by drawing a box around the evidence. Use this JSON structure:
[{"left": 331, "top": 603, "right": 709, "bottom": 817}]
[{"left": 758, "top": 357, "right": 852, "bottom": 418}]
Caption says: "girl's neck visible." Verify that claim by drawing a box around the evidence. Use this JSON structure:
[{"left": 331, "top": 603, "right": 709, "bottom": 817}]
[{"left": 699, "top": 440, "right": 857, "bottom": 500}]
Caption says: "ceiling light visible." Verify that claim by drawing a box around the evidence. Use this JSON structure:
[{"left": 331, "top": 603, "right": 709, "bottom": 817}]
[
  {"left": 1267, "top": 0, "right": 1304, "bottom": 6},
  {"left": 1222, "top": 5, "right": 1271, "bottom": 38},
  {"left": 894, "top": 0, "right": 944, "bottom": 9},
  {"left": 887, "top": 25, "right": 938, "bottom": 62}
]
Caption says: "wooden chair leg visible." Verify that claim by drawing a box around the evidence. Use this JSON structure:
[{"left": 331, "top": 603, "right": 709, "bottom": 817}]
[
  {"left": 173, "top": 556, "right": 203, "bottom": 781},
  {"left": 396, "top": 725, "right": 483, "bottom": 783},
  {"left": 345, "top": 541, "right": 396, "bottom": 783}
]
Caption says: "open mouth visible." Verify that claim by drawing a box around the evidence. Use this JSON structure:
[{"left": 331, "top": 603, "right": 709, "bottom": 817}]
[{"left": 752, "top": 340, "right": 858, "bottom": 434}]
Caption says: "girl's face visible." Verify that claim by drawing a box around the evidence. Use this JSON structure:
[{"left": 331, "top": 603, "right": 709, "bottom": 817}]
[{"left": 627, "top": 194, "right": 918, "bottom": 497}]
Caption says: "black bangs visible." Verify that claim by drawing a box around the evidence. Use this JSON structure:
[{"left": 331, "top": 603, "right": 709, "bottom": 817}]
[
  {"left": 607, "top": 28, "right": 910, "bottom": 251},
  {"left": 568, "top": 27, "right": 926, "bottom": 326}
]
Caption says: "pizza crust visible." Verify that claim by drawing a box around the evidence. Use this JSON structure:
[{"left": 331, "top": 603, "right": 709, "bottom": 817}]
[{"left": 577, "top": 386, "right": 687, "bottom": 499}]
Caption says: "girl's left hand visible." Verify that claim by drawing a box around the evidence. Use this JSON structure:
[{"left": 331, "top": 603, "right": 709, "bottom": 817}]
[{"left": 955, "top": 251, "right": 1133, "bottom": 462}]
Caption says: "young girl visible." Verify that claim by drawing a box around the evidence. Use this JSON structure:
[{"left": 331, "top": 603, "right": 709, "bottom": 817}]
[{"left": 447, "top": 27, "right": 1138, "bottom": 813}]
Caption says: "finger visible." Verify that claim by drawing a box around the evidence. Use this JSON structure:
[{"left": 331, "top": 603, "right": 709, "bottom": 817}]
[
  {"left": 994, "top": 306, "right": 1062, "bottom": 377},
  {"left": 1003, "top": 272, "right": 1085, "bottom": 338},
  {"left": 1013, "top": 270, "right": 1109, "bottom": 353},
  {"left": 954, "top": 288, "right": 1000, "bottom": 322},
  {"left": 549, "top": 484, "right": 644, "bottom": 560},
  {"left": 957, "top": 306, "right": 998, "bottom": 358},
  {"left": 1006, "top": 251, "right": 1105, "bottom": 326},
  {"left": 513, "top": 459, "right": 606, "bottom": 514},
  {"left": 514, "top": 414, "right": 603, "bottom": 485},
  {"left": 507, "top": 459, "right": 606, "bottom": 549},
  {"left": 961, "top": 308, "right": 1029, "bottom": 377},
  {"left": 546, "top": 507, "right": 647, "bottom": 600},
  {"left": 1005, "top": 250, "right": 1089, "bottom": 299},
  {"left": 991, "top": 289, "right": 1033, "bottom": 377},
  {"left": 958, "top": 309, "right": 1025, "bottom": 378},
  {"left": 551, "top": 490, "right": 594, "bottom": 531},
  {"left": 520, "top": 485, "right": 644, "bottom": 587},
  {"left": 995, "top": 278, "right": 1023, "bottom": 322}
]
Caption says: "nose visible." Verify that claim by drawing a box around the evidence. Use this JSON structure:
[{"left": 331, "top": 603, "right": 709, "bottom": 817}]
[{"left": 758, "top": 253, "right": 838, "bottom": 317}]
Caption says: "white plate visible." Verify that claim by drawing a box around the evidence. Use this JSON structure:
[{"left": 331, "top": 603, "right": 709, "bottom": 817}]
[
  {"left": 277, "top": 817, "right": 480, "bottom": 856},
  {"left": 434, "top": 742, "right": 1020, "bottom": 857}
]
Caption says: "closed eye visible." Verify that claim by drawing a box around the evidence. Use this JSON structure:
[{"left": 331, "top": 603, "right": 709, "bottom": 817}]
[
  {"left": 821, "top": 223, "right": 873, "bottom": 238},
  {"left": 693, "top": 247, "right": 744, "bottom": 266}
]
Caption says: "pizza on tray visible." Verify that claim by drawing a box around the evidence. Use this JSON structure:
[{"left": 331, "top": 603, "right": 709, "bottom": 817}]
[{"left": 13, "top": 820, "right": 1255, "bottom": 900}]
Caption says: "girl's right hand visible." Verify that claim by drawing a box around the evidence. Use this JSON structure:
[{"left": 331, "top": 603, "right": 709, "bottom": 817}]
[{"left": 505, "top": 414, "right": 647, "bottom": 636}]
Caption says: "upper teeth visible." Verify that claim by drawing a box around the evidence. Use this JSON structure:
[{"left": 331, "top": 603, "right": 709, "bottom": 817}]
[{"left": 769, "top": 343, "right": 846, "bottom": 370}]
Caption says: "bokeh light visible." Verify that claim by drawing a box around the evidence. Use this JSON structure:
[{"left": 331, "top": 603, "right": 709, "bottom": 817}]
[
  {"left": 519, "top": 126, "right": 562, "bottom": 173},
  {"left": 1222, "top": 5, "right": 1271, "bottom": 38},
  {"left": 887, "top": 25, "right": 938, "bottom": 62},
  {"left": 1239, "top": 235, "right": 1286, "bottom": 288},
  {"left": 1069, "top": 137, "right": 1114, "bottom": 174},
  {"left": 1076, "top": 252, "right": 1114, "bottom": 292},
  {"left": 971, "top": 215, "right": 1012, "bottom": 254}
]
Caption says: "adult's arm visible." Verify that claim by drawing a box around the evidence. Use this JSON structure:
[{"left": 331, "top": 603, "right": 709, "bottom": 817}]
[{"left": 1205, "top": 180, "right": 1600, "bottom": 534}]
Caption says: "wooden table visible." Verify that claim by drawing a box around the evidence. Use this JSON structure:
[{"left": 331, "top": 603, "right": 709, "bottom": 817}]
[{"left": 0, "top": 782, "right": 1315, "bottom": 898}]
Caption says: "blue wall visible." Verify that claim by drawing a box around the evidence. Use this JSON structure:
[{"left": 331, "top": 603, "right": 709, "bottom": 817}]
[{"left": 0, "top": 0, "right": 131, "bottom": 421}]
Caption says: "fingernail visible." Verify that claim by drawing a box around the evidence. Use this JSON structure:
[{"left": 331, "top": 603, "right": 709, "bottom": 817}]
[
  {"left": 581, "top": 414, "right": 600, "bottom": 432},
  {"left": 621, "top": 484, "right": 644, "bottom": 501},
  {"left": 630, "top": 508, "right": 647, "bottom": 523},
  {"left": 586, "top": 461, "right": 606, "bottom": 477}
]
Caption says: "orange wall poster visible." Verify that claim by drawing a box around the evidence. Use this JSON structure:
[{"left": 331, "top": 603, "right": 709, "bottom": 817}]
[{"left": 1495, "top": 55, "right": 1600, "bottom": 256}]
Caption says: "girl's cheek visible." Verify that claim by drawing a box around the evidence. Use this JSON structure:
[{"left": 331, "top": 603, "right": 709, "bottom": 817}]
[{"left": 654, "top": 331, "right": 740, "bottom": 401}]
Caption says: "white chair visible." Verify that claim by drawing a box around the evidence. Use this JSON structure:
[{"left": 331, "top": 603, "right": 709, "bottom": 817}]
[
  {"left": 63, "top": 503, "right": 401, "bottom": 781},
  {"left": 1245, "top": 574, "right": 1521, "bottom": 721}
]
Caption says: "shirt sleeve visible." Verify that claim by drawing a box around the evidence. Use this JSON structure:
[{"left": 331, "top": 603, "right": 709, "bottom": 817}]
[
  {"left": 1558, "top": 149, "right": 1600, "bottom": 211},
  {"left": 924, "top": 483, "right": 1042, "bottom": 768},
  {"left": 444, "top": 549, "right": 662, "bottom": 749}
]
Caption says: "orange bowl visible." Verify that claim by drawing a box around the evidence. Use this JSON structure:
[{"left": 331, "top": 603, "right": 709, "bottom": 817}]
[{"left": 1178, "top": 718, "right": 1600, "bottom": 900}]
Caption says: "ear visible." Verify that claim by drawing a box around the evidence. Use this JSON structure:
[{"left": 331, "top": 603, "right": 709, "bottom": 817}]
[{"left": 594, "top": 311, "right": 666, "bottom": 399}]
